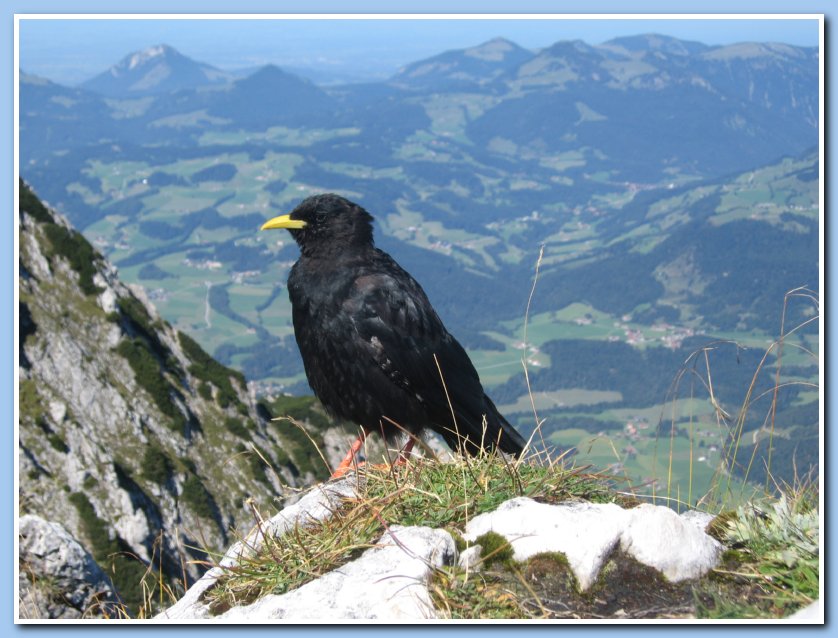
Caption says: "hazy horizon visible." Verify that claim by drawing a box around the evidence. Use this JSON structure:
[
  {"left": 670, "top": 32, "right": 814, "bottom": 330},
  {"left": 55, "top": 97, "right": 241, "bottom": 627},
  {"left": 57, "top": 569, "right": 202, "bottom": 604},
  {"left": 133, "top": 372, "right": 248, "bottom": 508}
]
[{"left": 18, "top": 16, "right": 821, "bottom": 86}]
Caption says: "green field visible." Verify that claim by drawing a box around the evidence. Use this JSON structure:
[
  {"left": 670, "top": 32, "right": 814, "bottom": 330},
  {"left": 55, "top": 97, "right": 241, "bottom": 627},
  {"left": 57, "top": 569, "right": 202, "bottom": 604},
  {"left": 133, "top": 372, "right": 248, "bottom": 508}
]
[{"left": 546, "top": 413, "right": 754, "bottom": 508}]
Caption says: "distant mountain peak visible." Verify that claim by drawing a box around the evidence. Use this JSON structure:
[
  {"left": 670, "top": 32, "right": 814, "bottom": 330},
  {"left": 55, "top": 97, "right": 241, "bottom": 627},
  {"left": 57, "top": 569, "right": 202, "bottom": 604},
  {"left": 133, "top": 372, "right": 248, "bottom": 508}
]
[
  {"left": 700, "top": 41, "right": 815, "bottom": 62},
  {"left": 392, "top": 37, "right": 533, "bottom": 89},
  {"left": 541, "top": 39, "right": 600, "bottom": 58},
  {"left": 601, "top": 33, "right": 710, "bottom": 57},
  {"left": 464, "top": 37, "right": 530, "bottom": 61},
  {"left": 246, "top": 64, "right": 293, "bottom": 79},
  {"left": 81, "top": 44, "right": 232, "bottom": 97},
  {"left": 233, "top": 64, "right": 322, "bottom": 92},
  {"left": 125, "top": 44, "right": 174, "bottom": 71}
]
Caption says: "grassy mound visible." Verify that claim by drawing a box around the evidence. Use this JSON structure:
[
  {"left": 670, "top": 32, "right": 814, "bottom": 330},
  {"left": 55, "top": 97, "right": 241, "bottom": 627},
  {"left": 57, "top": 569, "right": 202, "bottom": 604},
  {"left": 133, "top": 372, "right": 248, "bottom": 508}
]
[{"left": 199, "top": 450, "right": 818, "bottom": 619}]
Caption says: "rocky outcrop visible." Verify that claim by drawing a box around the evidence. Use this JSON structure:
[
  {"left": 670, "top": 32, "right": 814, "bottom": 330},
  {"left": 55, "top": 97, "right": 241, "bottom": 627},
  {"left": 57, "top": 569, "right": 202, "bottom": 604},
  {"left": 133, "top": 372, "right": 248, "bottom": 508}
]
[
  {"left": 18, "top": 514, "right": 119, "bottom": 619},
  {"left": 158, "top": 476, "right": 725, "bottom": 621},
  {"left": 17, "top": 182, "right": 329, "bottom": 616}
]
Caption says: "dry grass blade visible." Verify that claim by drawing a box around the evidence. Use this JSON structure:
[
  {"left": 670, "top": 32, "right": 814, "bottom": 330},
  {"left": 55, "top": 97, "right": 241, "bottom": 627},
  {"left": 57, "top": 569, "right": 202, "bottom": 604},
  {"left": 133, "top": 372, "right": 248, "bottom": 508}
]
[{"left": 518, "top": 244, "right": 548, "bottom": 467}]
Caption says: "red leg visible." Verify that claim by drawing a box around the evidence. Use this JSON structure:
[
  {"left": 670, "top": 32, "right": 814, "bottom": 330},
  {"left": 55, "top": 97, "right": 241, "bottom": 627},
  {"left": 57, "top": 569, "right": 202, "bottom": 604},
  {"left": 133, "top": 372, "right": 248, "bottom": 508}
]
[
  {"left": 396, "top": 437, "right": 416, "bottom": 464},
  {"left": 331, "top": 431, "right": 367, "bottom": 479}
]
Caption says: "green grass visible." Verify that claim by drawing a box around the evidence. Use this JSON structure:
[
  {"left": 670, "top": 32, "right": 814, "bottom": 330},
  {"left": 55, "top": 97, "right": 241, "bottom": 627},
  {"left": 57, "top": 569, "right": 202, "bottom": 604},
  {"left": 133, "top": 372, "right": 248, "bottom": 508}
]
[
  {"left": 19, "top": 179, "right": 56, "bottom": 224},
  {"left": 141, "top": 444, "right": 174, "bottom": 486},
  {"left": 42, "top": 221, "right": 104, "bottom": 296}
]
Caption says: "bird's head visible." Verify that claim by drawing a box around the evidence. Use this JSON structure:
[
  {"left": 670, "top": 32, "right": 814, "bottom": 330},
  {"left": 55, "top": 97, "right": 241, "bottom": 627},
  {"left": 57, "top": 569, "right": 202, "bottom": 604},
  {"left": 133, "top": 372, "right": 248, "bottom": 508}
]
[{"left": 260, "top": 193, "right": 375, "bottom": 256}]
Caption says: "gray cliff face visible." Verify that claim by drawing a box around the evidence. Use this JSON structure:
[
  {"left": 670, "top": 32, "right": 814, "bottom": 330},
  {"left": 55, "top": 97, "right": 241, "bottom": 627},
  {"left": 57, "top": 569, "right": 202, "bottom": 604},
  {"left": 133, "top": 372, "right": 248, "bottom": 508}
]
[
  {"left": 18, "top": 514, "right": 120, "bottom": 619},
  {"left": 17, "top": 182, "right": 321, "bottom": 616}
]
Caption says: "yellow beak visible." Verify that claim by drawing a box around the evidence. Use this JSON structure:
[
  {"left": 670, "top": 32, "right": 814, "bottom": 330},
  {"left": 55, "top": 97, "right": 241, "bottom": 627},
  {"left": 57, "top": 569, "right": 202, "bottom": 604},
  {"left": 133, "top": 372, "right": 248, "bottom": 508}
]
[{"left": 260, "top": 214, "right": 308, "bottom": 231}]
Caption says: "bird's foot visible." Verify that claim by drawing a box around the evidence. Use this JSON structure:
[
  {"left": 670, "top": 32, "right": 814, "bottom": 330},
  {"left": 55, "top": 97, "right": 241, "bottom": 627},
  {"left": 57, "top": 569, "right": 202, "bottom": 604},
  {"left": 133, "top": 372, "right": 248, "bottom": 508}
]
[
  {"left": 330, "top": 434, "right": 418, "bottom": 479},
  {"left": 330, "top": 458, "right": 366, "bottom": 479},
  {"left": 330, "top": 432, "right": 367, "bottom": 479}
]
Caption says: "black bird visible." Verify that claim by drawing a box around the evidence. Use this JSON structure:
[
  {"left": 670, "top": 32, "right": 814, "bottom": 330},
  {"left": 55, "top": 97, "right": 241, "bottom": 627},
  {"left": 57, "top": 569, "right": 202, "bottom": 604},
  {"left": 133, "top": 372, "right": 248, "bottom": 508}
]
[{"left": 261, "top": 194, "right": 527, "bottom": 475}]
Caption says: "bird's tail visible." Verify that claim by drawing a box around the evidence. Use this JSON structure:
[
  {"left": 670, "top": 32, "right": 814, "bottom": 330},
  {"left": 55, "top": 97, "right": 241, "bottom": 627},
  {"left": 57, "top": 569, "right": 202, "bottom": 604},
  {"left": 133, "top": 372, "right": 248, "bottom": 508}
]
[
  {"left": 441, "top": 396, "right": 527, "bottom": 458},
  {"left": 482, "top": 394, "right": 527, "bottom": 457}
]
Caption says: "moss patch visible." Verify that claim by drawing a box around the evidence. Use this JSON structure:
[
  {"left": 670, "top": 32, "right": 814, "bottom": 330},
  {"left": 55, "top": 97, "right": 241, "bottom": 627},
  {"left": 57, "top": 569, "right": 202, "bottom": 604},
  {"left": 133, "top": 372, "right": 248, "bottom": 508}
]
[
  {"left": 474, "top": 531, "right": 514, "bottom": 568},
  {"left": 437, "top": 547, "right": 698, "bottom": 619},
  {"left": 431, "top": 566, "right": 524, "bottom": 619},
  {"left": 579, "top": 549, "right": 696, "bottom": 619}
]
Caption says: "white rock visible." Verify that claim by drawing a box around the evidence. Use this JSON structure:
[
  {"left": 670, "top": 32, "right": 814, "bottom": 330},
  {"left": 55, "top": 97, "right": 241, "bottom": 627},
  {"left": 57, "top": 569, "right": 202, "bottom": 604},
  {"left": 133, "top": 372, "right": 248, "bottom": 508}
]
[
  {"left": 97, "top": 283, "right": 118, "bottom": 314},
  {"left": 48, "top": 400, "right": 67, "bottom": 423},
  {"left": 788, "top": 599, "right": 823, "bottom": 622},
  {"left": 680, "top": 509, "right": 715, "bottom": 533},
  {"left": 219, "top": 526, "right": 454, "bottom": 621},
  {"left": 104, "top": 323, "right": 122, "bottom": 349},
  {"left": 112, "top": 490, "right": 152, "bottom": 563},
  {"left": 621, "top": 504, "right": 722, "bottom": 582},
  {"left": 457, "top": 544, "right": 483, "bottom": 571},
  {"left": 464, "top": 497, "right": 629, "bottom": 590},
  {"left": 18, "top": 514, "right": 118, "bottom": 619},
  {"left": 21, "top": 229, "right": 52, "bottom": 280}
]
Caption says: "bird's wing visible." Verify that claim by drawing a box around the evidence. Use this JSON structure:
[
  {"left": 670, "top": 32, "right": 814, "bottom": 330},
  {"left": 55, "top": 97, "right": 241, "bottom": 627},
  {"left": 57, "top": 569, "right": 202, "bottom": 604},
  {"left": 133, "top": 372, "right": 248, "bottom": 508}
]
[{"left": 344, "top": 260, "right": 489, "bottom": 434}]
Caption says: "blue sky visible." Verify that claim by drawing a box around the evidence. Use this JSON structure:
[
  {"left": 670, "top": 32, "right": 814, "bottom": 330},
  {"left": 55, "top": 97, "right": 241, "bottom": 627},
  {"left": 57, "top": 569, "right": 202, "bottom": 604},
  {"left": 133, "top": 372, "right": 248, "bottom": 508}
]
[{"left": 18, "top": 16, "right": 821, "bottom": 85}]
